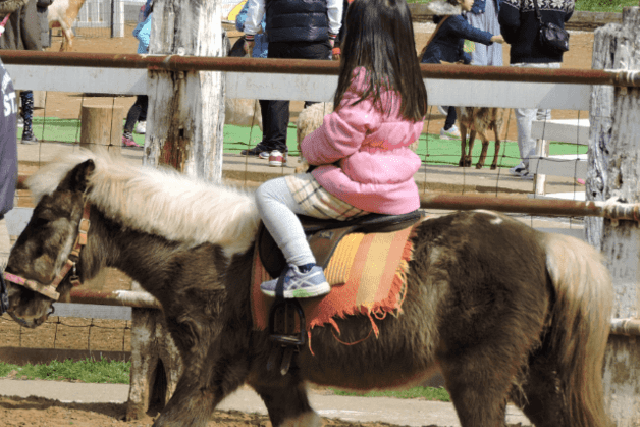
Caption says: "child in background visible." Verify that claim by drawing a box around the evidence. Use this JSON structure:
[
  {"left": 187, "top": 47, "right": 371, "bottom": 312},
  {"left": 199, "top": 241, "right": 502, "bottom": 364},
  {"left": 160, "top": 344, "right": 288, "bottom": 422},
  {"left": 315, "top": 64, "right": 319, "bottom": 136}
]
[
  {"left": 256, "top": 0, "right": 428, "bottom": 298},
  {"left": 234, "top": 1, "right": 268, "bottom": 58},
  {"left": 122, "top": 0, "right": 153, "bottom": 148},
  {"left": 420, "top": 0, "right": 504, "bottom": 140}
]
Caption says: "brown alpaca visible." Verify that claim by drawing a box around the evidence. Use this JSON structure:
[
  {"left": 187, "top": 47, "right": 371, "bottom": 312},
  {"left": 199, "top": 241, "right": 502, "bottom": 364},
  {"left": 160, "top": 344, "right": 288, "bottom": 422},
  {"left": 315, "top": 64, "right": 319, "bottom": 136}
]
[
  {"left": 456, "top": 106, "right": 505, "bottom": 169},
  {"left": 5, "top": 152, "right": 613, "bottom": 427},
  {"left": 48, "top": 0, "right": 88, "bottom": 52}
]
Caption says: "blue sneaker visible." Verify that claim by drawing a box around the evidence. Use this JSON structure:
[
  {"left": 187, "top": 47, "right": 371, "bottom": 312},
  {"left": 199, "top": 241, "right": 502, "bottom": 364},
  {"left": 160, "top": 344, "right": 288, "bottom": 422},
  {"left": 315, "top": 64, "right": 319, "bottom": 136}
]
[{"left": 260, "top": 264, "right": 331, "bottom": 298}]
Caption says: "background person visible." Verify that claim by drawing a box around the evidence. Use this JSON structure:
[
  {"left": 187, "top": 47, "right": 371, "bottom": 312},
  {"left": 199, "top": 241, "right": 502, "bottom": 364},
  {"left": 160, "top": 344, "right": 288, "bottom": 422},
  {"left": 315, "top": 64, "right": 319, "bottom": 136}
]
[
  {"left": 241, "top": 0, "right": 342, "bottom": 167},
  {"left": 467, "top": 0, "right": 502, "bottom": 66},
  {"left": 235, "top": 1, "right": 268, "bottom": 58},
  {"left": 0, "top": 56, "right": 18, "bottom": 269},
  {"left": 419, "top": 0, "right": 504, "bottom": 140},
  {"left": 121, "top": 0, "right": 153, "bottom": 148},
  {"left": 499, "top": 0, "right": 574, "bottom": 180},
  {"left": 0, "top": 0, "right": 42, "bottom": 145}
]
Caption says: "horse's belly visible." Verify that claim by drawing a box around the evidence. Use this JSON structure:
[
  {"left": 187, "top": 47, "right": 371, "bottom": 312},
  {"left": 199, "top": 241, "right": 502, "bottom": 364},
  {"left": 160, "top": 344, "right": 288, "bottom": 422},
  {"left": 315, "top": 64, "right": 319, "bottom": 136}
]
[{"left": 305, "top": 364, "right": 441, "bottom": 392}]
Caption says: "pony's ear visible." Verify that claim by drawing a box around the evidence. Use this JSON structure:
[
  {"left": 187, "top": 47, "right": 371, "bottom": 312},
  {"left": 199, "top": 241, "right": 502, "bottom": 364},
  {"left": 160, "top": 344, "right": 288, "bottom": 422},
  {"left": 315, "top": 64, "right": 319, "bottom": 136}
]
[{"left": 57, "top": 160, "right": 95, "bottom": 193}]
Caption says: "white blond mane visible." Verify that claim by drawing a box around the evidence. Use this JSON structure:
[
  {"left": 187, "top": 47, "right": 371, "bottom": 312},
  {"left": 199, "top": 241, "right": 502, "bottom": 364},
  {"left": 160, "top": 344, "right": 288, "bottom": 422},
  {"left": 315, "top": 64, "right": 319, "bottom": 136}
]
[{"left": 27, "top": 150, "right": 260, "bottom": 257}]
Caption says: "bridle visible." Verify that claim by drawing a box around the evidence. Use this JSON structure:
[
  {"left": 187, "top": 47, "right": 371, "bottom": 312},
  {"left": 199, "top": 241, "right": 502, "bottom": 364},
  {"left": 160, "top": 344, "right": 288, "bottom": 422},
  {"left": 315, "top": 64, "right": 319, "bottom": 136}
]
[{"left": 2, "top": 201, "right": 91, "bottom": 301}]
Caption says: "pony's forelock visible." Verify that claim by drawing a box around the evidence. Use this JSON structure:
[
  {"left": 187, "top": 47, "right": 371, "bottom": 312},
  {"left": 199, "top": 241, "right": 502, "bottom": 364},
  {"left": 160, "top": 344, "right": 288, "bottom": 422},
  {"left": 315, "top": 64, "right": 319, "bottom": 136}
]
[{"left": 27, "top": 150, "right": 260, "bottom": 257}]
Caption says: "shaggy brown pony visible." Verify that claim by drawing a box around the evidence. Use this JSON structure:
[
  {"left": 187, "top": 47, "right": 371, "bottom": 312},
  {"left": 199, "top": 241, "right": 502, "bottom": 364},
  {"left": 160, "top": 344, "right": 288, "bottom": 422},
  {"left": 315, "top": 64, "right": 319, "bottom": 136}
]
[
  {"left": 4, "top": 151, "right": 613, "bottom": 427},
  {"left": 456, "top": 106, "right": 505, "bottom": 169}
]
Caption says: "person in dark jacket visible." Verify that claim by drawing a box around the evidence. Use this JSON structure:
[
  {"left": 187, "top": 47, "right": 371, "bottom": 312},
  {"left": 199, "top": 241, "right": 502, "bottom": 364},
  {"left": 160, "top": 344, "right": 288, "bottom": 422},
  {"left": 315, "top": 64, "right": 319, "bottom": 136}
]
[
  {"left": 419, "top": 0, "right": 503, "bottom": 140},
  {"left": 0, "top": 56, "right": 18, "bottom": 269},
  {"left": 36, "top": 0, "right": 52, "bottom": 48},
  {"left": 241, "top": 0, "right": 343, "bottom": 167},
  {"left": 499, "top": 0, "right": 574, "bottom": 180},
  {"left": 0, "top": 0, "right": 42, "bottom": 145}
]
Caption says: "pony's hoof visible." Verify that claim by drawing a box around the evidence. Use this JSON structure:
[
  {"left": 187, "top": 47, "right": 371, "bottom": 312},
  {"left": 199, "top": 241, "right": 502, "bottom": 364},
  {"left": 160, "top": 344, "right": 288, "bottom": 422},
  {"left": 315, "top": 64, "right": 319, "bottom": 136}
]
[{"left": 475, "top": 163, "right": 484, "bottom": 169}]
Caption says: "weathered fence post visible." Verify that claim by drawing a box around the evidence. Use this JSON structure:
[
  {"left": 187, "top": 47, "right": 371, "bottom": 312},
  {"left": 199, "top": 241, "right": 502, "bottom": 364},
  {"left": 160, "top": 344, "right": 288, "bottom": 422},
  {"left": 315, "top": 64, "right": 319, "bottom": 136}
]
[
  {"left": 126, "top": 284, "right": 182, "bottom": 421},
  {"left": 143, "top": 0, "right": 226, "bottom": 183},
  {"left": 587, "top": 7, "right": 640, "bottom": 426},
  {"left": 126, "top": 0, "right": 226, "bottom": 418},
  {"left": 79, "top": 104, "right": 124, "bottom": 154}
]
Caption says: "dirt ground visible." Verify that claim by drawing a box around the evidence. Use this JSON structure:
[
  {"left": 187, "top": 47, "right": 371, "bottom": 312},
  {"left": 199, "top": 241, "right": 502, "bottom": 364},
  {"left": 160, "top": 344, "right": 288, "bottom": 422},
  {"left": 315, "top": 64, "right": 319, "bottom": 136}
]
[{"left": 2, "top": 29, "right": 596, "bottom": 427}]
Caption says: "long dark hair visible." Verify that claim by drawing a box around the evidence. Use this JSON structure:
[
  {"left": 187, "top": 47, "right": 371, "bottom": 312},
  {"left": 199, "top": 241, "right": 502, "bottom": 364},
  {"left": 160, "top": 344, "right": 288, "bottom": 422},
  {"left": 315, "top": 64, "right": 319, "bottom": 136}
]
[{"left": 333, "top": 0, "right": 428, "bottom": 122}]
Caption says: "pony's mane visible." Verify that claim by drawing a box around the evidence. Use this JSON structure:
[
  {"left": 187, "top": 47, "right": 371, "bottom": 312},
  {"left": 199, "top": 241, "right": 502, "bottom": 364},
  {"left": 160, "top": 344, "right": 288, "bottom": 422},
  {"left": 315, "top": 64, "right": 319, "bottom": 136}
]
[{"left": 27, "top": 150, "right": 260, "bottom": 257}]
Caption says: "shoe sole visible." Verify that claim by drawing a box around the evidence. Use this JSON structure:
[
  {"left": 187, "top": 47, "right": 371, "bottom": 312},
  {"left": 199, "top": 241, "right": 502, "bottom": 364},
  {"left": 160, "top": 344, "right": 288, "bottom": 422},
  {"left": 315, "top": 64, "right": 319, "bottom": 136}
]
[{"left": 261, "top": 281, "right": 331, "bottom": 298}]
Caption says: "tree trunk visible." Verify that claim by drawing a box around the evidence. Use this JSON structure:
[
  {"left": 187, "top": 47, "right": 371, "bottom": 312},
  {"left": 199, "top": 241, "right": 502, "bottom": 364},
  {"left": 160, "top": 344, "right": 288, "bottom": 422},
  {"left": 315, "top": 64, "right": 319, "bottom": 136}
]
[
  {"left": 143, "top": 0, "right": 226, "bottom": 182},
  {"left": 589, "top": 7, "right": 640, "bottom": 427}
]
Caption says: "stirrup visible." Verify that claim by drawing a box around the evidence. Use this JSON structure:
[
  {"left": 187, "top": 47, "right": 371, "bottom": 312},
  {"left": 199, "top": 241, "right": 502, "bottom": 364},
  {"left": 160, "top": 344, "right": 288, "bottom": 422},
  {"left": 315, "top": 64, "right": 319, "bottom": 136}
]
[{"left": 266, "top": 271, "right": 306, "bottom": 375}]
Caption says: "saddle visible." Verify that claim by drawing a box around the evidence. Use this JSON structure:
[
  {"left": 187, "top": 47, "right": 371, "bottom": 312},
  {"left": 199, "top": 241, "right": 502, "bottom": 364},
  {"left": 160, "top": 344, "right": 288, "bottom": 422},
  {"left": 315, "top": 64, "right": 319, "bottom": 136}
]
[
  {"left": 258, "top": 210, "right": 424, "bottom": 278},
  {"left": 258, "top": 210, "right": 424, "bottom": 375}
]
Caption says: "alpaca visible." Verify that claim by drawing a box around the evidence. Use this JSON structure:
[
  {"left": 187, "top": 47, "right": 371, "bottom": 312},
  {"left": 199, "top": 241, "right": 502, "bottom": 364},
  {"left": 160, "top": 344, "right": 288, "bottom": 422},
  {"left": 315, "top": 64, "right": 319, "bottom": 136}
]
[
  {"left": 456, "top": 106, "right": 505, "bottom": 169},
  {"left": 295, "top": 102, "right": 333, "bottom": 172},
  {"left": 48, "top": 0, "right": 87, "bottom": 52}
]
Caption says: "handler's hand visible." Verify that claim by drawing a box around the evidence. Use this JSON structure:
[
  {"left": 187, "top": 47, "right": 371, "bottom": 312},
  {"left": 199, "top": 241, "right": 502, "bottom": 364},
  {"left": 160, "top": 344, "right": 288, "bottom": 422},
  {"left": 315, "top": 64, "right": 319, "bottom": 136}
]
[
  {"left": 244, "top": 39, "right": 255, "bottom": 56},
  {"left": 491, "top": 35, "right": 505, "bottom": 44}
]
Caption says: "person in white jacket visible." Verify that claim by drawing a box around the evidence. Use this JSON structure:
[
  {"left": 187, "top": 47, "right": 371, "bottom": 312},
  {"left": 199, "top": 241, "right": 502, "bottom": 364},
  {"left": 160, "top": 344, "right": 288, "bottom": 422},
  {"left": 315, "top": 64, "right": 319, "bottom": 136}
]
[{"left": 240, "top": 0, "right": 342, "bottom": 167}]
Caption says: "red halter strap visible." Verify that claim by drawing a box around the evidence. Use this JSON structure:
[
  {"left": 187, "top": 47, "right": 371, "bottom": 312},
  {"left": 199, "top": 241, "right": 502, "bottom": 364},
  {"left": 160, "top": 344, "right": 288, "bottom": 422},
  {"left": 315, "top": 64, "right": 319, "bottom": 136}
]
[{"left": 2, "top": 202, "right": 91, "bottom": 300}]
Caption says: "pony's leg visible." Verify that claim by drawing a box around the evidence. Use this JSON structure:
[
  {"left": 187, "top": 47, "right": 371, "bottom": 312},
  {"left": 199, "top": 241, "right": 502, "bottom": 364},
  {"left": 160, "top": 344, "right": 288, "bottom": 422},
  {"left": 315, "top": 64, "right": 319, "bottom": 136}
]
[
  {"left": 152, "top": 326, "right": 251, "bottom": 427},
  {"left": 459, "top": 123, "right": 469, "bottom": 167},
  {"left": 510, "top": 354, "right": 568, "bottom": 427},
  {"left": 439, "top": 346, "right": 518, "bottom": 427},
  {"left": 254, "top": 379, "right": 322, "bottom": 427}
]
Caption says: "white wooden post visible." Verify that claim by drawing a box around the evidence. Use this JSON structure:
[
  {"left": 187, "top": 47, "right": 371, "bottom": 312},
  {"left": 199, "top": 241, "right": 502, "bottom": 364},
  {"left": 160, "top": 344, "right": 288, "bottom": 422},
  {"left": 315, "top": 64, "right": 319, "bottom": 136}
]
[
  {"left": 143, "top": 0, "right": 226, "bottom": 182},
  {"left": 587, "top": 7, "right": 640, "bottom": 426},
  {"left": 110, "top": 0, "right": 124, "bottom": 39}
]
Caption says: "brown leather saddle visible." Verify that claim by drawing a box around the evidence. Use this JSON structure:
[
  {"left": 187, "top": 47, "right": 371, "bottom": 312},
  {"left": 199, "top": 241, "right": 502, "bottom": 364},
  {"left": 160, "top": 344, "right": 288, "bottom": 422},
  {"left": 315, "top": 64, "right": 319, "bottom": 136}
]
[{"left": 260, "top": 210, "right": 424, "bottom": 376}]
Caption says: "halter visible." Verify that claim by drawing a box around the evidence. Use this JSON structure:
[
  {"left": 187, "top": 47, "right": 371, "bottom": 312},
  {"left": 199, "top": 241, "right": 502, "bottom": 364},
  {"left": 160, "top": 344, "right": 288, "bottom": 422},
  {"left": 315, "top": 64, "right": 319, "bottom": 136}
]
[{"left": 2, "top": 201, "right": 91, "bottom": 301}]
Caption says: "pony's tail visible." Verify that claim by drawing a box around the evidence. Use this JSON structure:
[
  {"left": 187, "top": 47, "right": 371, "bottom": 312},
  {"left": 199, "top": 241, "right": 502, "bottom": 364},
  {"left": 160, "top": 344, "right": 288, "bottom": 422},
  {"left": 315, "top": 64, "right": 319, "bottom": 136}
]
[{"left": 543, "top": 233, "right": 613, "bottom": 427}]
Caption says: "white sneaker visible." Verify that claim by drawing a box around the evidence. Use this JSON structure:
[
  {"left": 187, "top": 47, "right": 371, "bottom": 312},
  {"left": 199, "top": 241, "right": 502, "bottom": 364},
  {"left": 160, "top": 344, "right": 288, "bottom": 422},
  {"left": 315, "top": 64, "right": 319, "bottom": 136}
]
[
  {"left": 509, "top": 162, "right": 527, "bottom": 176},
  {"left": 269, "top": 150, "right": 286, "bottom": 167},
  {"left": 439, "top": 125, "right": 460, "bottom": 140},
  {"left": 136, "top": 121, "right": 146, "bottom": 134},
  {"left": 521, "top": 171, "right": 534, "bottom": 180}
]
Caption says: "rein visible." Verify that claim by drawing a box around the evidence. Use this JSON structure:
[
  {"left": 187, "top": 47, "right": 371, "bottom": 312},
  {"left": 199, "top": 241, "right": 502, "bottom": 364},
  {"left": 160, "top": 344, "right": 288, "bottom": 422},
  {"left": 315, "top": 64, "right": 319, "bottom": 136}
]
[{"left": 2, "top": 201, "right": 91, "bottom": 301}]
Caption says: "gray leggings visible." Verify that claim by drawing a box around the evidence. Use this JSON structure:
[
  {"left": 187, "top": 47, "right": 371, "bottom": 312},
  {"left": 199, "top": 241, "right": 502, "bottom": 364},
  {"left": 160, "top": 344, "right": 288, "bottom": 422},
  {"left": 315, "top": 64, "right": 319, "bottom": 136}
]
[{"left": 255, "top": 177, "right": 316, "bottom": 266}]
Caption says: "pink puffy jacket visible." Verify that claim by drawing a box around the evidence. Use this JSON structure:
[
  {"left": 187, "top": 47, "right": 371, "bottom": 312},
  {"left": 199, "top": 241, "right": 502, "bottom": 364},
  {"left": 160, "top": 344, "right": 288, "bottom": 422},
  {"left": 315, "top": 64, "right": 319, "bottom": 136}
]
[{"left": 302, "top": 67, "right": 424, "bottom": 215}]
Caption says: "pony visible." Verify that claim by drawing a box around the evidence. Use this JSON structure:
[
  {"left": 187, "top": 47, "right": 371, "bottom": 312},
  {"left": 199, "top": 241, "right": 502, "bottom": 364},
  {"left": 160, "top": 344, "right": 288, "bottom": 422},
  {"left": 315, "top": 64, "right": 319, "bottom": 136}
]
[
  {"left": 4, "top": 151, "right": 613, "bottom": 427},
  {"left": 48, "top": 0, "right": 87, "bottom": 52},
  {"left": 456, "top": 106, "right": 505, "bottom": 169}
]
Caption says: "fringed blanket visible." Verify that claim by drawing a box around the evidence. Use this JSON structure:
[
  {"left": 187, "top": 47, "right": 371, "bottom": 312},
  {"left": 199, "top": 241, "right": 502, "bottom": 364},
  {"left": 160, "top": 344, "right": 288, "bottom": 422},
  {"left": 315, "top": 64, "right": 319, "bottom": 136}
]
[{"left": 251, "top": 223, "right": 419, "bottom": 344}]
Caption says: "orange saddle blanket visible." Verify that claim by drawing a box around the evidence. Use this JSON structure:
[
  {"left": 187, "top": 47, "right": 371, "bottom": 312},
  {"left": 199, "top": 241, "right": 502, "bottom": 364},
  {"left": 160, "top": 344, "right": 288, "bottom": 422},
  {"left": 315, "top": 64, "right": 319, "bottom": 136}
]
[{"left": 251, "top": 223, "right": 419, "bottom": 339}]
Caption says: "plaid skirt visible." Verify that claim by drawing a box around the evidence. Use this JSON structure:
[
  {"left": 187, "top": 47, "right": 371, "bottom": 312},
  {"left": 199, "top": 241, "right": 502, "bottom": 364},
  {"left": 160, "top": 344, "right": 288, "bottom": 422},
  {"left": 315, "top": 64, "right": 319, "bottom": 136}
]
[{"left": 284, "top": 173, "right": 369, "bottom": 220}]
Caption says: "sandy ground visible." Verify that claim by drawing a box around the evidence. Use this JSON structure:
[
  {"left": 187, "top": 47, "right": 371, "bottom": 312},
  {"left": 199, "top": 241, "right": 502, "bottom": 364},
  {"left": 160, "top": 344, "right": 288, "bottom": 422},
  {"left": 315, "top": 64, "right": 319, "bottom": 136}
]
[{"left": 1, "top": 28, "right": 596, "bottom": 427}]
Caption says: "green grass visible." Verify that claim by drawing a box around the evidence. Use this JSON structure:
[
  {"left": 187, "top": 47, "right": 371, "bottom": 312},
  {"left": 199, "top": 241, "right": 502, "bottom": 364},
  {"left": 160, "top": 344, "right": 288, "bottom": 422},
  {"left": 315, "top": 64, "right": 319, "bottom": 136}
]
[
  {"left": 406, "top": 0, "right": 635, "bottom": 12},
  {"left": 32, "top": 116, "right": 587, "bottom": 169},
  {"left": 0, "top": 359, "right": 130, "bottom": 384},
  {"left": 331, "top": 386, "right": 451, "bottom": 401},
  {"left": 0, "top": 359, "right": 449, "bottom": 401}
]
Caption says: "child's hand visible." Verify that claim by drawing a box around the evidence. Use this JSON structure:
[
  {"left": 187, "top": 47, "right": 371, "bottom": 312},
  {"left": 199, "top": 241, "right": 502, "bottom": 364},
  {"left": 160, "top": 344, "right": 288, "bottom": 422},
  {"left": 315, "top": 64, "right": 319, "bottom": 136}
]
[{"left": 491, "top": 35, "right": 505, "bottom": 44}]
